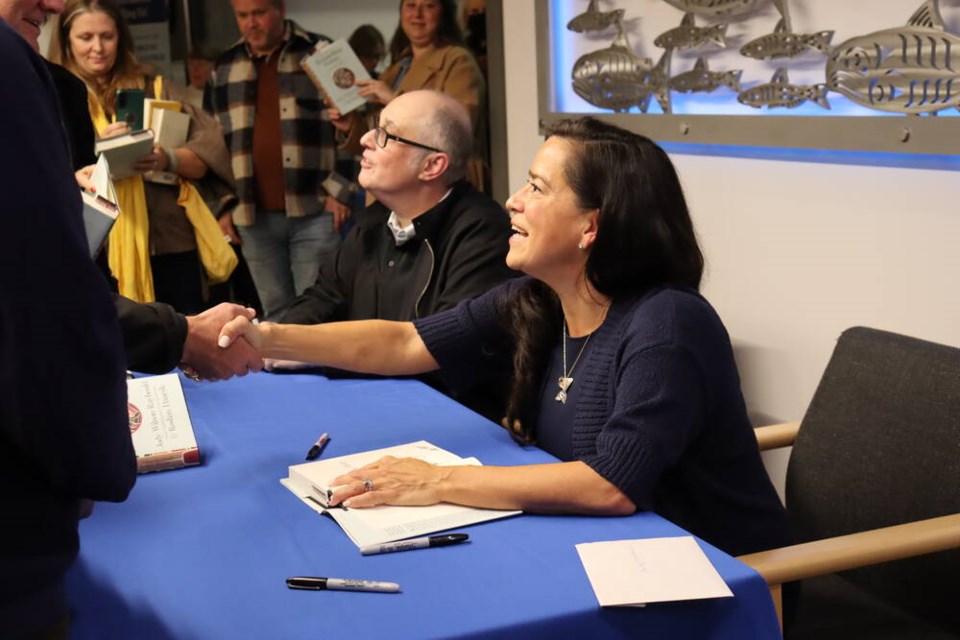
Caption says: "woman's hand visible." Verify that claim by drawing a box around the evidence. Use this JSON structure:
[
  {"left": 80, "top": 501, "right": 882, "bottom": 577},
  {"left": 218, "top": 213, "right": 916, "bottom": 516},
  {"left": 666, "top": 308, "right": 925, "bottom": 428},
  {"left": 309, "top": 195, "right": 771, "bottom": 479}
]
[
  {"left": 327, "top": 106, "right": 358, "bottom": 133},
  {"left": 218, "top": 316, "right": 264, "bottom": 351},
  {"left": 356, "top": 78, "right": 397, "bottom": 106},
  {"left": 133, "top": 143, "right": 169, "bottom": 173},
  {"left": 327, "top": 456, "right": 450, "bottom": 508},
  {"left": 99, "top": 121, "right": 131, "bottom": 138}
]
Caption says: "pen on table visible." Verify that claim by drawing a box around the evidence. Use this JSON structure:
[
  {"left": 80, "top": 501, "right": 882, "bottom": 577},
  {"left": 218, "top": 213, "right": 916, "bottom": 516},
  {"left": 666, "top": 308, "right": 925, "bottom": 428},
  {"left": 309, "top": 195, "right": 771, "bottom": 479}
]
[
  {"left": 360, "top": 533, "right": 469, "bottom": 556},
  {"left": 305, "top": 432, "right": 330, "bottom": 460},
  {"left": 286, "top": 576, "right": 400, "bottom": 593}
]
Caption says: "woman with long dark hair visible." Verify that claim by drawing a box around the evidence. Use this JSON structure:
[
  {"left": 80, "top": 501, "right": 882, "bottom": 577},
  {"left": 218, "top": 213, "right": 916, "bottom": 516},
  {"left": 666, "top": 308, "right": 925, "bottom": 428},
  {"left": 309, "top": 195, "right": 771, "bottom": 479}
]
[{"left": 219, "top": 117, "right": 791, "bottom": 557}]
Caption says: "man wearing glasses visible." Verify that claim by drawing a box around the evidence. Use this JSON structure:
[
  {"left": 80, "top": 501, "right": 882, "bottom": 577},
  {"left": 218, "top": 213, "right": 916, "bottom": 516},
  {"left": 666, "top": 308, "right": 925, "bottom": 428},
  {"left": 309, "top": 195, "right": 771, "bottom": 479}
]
[{"left": 274, "top": 90, "right": 515, "bottom": 419}]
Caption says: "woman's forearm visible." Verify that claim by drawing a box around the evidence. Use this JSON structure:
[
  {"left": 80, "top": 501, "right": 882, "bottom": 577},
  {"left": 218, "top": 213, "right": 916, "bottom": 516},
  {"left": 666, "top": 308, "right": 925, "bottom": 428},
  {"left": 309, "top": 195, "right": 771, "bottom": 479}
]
[
  {"left": 439, "top": 461, "right": 636, "bottom": 516},
  {"left": 260, "top": 320, "right": 439, "bottom": 376}
]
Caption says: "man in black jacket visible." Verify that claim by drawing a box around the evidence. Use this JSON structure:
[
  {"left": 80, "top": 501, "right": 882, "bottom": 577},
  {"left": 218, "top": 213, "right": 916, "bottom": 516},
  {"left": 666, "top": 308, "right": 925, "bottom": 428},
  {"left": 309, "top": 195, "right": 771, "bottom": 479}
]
[{"left": 278, "top": 90, "right": 515, "bottom": 418}]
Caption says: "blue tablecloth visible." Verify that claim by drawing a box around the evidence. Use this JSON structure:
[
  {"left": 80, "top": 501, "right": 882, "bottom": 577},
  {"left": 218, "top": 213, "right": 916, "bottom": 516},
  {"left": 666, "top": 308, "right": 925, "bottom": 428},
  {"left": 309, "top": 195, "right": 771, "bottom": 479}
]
[{"left": 66, "top": 373, "right": 781, "bottom": 639}]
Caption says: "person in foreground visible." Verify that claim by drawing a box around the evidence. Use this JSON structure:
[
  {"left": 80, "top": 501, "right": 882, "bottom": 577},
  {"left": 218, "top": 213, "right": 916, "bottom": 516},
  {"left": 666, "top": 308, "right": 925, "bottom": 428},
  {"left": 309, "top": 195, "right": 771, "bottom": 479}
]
[
  {"left": 0, "top": 18, "right": 135, "bottom": 638},
  {"left": 218, "top": 117, "right": 792, "bottom": 557}
]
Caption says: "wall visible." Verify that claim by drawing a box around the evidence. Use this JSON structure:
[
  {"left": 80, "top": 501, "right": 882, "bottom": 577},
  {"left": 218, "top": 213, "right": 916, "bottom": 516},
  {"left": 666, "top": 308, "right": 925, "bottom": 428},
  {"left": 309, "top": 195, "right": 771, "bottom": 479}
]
[
  {"left": 285, "top": 0, "right": 397, "bottom": 66},
  {"left": 502, "top": 1, "right": 960, "bottom": 496}
]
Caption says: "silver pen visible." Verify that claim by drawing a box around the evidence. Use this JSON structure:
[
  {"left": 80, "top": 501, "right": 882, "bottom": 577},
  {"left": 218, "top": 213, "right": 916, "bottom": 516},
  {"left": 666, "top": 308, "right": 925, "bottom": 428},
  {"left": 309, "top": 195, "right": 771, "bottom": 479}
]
[{"left": 285, "top": 576, "right": 400, "bottom": 593}]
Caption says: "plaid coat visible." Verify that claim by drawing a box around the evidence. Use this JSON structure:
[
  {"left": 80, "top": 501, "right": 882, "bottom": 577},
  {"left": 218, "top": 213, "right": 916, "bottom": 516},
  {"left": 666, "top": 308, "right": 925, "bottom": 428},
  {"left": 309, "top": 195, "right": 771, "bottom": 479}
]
[{"left": 206, "top": 21, "right": 350, "bottom": 226}]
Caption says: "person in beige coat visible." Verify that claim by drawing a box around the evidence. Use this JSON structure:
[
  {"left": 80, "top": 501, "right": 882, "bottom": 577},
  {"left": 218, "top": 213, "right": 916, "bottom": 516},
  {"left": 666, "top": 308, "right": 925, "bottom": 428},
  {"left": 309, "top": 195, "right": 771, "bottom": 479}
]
[{"left": 331, "top": 0, "right": 488, "bottom": 191}]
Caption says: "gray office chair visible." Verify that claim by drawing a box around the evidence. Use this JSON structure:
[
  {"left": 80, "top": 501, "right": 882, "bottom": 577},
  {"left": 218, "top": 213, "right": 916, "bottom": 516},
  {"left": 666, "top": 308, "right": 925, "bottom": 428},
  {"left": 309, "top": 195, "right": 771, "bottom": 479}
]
[{"left": 744, "top": 326, "right": 960, "bottom": 639}]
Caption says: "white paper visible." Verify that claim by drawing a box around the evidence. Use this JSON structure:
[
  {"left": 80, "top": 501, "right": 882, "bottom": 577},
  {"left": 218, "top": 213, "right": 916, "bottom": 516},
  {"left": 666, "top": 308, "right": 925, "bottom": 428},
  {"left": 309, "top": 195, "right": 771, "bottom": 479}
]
[
  {"left": 282, "top": 441, "right": 521, "bottom": 548},
  {"left": 575, "top": 537, "right": 733, "bottom": 607}
]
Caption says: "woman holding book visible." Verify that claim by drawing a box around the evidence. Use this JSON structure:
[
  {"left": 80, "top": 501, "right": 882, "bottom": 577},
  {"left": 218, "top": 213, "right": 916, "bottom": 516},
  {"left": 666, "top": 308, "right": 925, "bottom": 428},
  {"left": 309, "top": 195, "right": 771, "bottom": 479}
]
[
  {"left": 218, "top": 117, "right": 792, "bottom": 558},
  {"left": 51, "top": 0, "right": 236, "bottom": 314},
  {"left": 332, "top": 0, "right": 488, "bottom": 191}
]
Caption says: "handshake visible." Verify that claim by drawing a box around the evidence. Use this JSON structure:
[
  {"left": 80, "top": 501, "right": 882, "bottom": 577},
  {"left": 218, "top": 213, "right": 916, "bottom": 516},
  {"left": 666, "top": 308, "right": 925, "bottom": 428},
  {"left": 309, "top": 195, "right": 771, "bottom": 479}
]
[{"left": 178, "top": 303, "right": 264, "bottom": 381}]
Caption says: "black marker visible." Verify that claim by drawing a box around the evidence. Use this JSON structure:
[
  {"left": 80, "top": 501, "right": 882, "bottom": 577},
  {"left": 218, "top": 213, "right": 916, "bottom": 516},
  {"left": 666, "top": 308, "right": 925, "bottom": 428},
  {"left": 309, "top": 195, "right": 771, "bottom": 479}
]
[
  {"left": 359, "top": 533, "right": 469, "bottom": 556},
  {"left": 305, "top": 433, "right": 330, "bottom": 460},
  {"left": 286, "top": 576, "right": 400, "bottom": 593}
]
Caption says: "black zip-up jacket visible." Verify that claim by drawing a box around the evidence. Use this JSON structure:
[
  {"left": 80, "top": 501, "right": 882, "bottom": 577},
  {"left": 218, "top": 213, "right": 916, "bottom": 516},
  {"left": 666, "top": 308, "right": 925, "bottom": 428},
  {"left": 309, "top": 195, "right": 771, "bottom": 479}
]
[{"left": 281, "top": 180, "right": 517, "bottom": 419}]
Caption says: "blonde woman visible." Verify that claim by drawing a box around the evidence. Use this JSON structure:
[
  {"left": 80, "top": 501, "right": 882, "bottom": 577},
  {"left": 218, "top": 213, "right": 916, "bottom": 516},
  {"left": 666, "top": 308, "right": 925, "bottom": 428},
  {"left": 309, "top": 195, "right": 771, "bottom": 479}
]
[{"left": 52, "top": 0, "right": 235, "bottom": 312}]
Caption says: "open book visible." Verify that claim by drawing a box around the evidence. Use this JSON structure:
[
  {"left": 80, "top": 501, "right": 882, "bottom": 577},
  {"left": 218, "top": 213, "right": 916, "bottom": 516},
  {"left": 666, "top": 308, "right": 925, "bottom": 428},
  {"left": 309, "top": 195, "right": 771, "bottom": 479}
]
[
  {"left": 82, "top": 154, "right": 119, "bottom": 258},
  {"left": 144, "top": 101, "right": 189, "bottom": 185},
  {"left": 282, "top": 441, "right": 521, "bottom": 548},
  {"left": 300, "top": 39, "right": 371, "bottom": 115},
  {"left": 127, "top": 373, "right": 201, "bottom": 473}
]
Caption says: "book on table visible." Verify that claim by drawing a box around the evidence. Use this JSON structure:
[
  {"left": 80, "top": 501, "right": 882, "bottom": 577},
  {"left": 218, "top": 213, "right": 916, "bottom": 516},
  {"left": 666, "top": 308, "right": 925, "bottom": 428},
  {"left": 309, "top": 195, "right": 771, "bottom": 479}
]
[
  {"left": 82, "top": 154, "right": 119, "bottom": 258},
  {"left": 282, "top": 440, "right": 521, "bottom": 548},
  {"left": 299, "top": 39, "right": 372, "bottom": 115},
  {"left": 94, "top": 128, "right": 154, "bottom": 180},
  {"left": 127, "top": 373, "right": 201, "bottom": 473}
]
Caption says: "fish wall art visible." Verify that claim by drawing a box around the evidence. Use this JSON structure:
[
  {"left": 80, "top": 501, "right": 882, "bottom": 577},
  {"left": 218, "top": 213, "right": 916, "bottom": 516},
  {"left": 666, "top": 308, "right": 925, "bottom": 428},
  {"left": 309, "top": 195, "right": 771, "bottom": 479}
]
[
  {"left": 572, "top": 29, "right": 674, "bottom": 113},
  {"left": 737, "top": 67, "right": 830, "bottom": 109},
  {"left": 740, "top": 18, "right": 833, "bottom": 59},
  {"left": 567, "top": 0, "right": 626, "bottom": 33},
  {"left": 826, "top": 0, "right": 960, "bottom": 114},
  {"left": 670, "top": 57, "right": 742, "bottom": 93},
  {"left": 654, "top": 12, "right": 728, "bottom": 50},
  {"left": 660, "top": 0, "right": 760, "bottom": 18}
]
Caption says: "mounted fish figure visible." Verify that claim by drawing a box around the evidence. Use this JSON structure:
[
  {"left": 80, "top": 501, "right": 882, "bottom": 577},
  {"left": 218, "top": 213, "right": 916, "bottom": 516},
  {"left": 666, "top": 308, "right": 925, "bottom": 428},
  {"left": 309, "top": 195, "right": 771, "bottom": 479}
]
[
  {"left": 740, "top": 18, "right": 833, "bottom": 59},
  {"left": 737, "top": 67, "right": 830, "bottom": 109},
  {"left": 826, "top": 0, "right": 960, "bottom": 115},
  {"left": 571, "top": 29, "right": 673, "bottom": 113},
  {"left": 670, "top": 56, "right": 742, "bottom": 93},
  {"left": 660, "top": 0, "right": 759, "bottom": 19},
  {"left": 567, "top": 0, "right": 626, "bottom": 33},
  {"left": 654, "top": 12, "right": 727, "bottom": 50}
]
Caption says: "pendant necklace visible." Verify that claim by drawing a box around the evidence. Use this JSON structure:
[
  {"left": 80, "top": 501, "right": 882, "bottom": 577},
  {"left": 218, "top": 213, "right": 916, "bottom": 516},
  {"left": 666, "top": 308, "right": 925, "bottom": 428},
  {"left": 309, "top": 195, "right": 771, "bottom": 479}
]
[{"left": 555, "top": 323, "right": 592, "bottom": 404}]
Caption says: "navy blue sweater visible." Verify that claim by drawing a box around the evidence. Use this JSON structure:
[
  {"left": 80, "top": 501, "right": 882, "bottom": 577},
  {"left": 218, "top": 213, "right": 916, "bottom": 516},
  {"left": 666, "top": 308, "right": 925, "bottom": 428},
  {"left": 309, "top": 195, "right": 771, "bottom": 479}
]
[
  {"left": 414, "top": 277, "right": 791, "bottom": 557},
  {"left": 0, "top": 22, "right": 136, "bottom": 636}
]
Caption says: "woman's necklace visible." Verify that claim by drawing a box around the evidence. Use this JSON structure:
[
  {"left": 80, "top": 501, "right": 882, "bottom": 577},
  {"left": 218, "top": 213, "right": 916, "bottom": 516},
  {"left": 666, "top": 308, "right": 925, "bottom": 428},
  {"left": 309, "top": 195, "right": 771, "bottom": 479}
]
[
  {"left": 556, "top": 325, "right": 591, "bottom": 404},
  {"left": 555, "top": 307, "right": 608, "bottom": 404}
]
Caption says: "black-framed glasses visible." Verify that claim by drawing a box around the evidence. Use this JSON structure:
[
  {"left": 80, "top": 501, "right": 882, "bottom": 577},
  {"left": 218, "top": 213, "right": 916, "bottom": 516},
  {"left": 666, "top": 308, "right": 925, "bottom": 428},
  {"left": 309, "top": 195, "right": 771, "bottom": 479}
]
[{"left": 372, "top": 125, "right": 443, "bottom": 154}]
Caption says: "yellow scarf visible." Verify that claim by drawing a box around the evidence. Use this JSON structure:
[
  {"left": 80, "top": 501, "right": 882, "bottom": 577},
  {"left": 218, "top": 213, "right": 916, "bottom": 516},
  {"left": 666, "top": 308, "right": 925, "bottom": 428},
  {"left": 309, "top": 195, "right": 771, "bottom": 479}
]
[{"left": 89, "top": 76, "right": 237, "bottom": 302}]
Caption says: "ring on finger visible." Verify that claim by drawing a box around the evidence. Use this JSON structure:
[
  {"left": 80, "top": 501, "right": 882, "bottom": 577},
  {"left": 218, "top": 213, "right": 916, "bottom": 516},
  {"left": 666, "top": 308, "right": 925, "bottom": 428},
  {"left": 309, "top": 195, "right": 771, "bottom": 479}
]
[{"left": 362, "top": 478, "right": 374, "bottom": 492}]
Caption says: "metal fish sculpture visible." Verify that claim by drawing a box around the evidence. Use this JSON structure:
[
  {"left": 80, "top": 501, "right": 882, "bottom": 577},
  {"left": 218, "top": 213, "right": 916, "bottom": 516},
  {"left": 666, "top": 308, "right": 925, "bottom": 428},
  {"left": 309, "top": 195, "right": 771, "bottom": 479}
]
[
  {"left": 572, "top": 31, "right": 673, "bottom": 113},
  {"left": 661, "top": 0, "right": 759, "bottom": 19},
  {"left": 669, "top": 56, "right": 742, "bottom": 93},
  {"left": 737, "top": 67, "right": 830, "bottom": 109},
  {"left": 826, "top": 0, "right": 960, "bottom": 114},
  {"left": 654, "top": 12, "right": 727, "bottom": 50},
  {"left": 740, "top": 18, "right": 833, "bottom": 59},
  {"left": 567, "top": 0, "right": 625, "bottom": 33}
]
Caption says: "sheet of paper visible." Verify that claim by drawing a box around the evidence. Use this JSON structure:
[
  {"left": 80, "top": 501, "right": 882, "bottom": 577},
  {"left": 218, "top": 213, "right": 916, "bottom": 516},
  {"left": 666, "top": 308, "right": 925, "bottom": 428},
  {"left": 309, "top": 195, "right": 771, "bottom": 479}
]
[{"left": 575, "top": 537, "right": 733, "bottom": 607}]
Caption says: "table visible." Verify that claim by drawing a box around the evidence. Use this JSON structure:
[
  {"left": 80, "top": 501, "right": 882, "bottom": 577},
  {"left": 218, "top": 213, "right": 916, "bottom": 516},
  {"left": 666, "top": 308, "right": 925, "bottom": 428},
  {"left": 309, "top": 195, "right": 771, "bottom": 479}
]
[{"left": 66, "top": 373, "right": 781, "bottom": 639}]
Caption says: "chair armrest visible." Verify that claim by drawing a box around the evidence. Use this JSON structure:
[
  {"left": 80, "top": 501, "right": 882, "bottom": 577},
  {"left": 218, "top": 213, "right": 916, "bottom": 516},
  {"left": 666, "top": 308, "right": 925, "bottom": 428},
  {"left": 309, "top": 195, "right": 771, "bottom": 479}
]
[
  {"left": 738, "top": 513, "right": 960, "bottom": 586},
  {"left": 754, "top": 422, "right": 801, "bottom": 451}
]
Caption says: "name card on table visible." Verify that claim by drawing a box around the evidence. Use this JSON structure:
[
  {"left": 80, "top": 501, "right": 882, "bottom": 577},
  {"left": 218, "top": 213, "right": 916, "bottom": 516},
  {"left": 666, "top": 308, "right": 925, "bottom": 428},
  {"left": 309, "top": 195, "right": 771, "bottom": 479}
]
[{"left": 576, "top": 536, "right": 733, "bottom": 607}]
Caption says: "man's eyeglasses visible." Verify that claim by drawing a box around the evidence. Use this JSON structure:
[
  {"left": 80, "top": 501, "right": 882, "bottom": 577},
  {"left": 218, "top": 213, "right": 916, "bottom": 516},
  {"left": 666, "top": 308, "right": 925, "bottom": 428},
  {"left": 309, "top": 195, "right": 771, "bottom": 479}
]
[{"left": 372, "top": 125, "right": 443, "bottom": 154}]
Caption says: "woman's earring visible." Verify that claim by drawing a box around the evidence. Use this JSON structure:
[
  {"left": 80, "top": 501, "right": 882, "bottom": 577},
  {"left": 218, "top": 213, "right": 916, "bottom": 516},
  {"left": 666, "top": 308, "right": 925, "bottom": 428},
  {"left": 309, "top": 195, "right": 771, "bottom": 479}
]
[{"left": 578, "top": 242, "right": 584, "bottom": 250}]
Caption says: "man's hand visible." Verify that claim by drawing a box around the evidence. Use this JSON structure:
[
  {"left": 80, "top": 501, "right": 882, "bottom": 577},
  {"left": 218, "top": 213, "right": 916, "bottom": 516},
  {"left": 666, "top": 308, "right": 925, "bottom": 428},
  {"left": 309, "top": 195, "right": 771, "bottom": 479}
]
[
  {"left": 219, "top": 212, "right": 241, "bottom": 244},
  {"left": 75, "top": 164, "right": 96, "bottom": 192},
  {"left": 180, "top": 304, "right": 263, "bottom": 381},
  {"left": 325, "top": 196, "right": 351, "bottom": 233}
]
